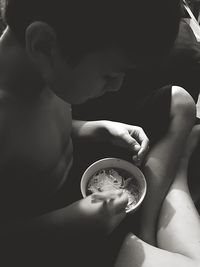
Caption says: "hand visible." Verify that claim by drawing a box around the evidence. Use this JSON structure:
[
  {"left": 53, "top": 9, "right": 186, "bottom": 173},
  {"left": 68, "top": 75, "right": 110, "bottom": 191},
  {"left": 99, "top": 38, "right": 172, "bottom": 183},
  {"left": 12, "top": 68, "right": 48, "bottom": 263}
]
[
  {"left": 78, "top": 190, "right": 128, "bottom": 234},
  {"left": 102, "top": 120, "right": 149, "bottom": 165}
]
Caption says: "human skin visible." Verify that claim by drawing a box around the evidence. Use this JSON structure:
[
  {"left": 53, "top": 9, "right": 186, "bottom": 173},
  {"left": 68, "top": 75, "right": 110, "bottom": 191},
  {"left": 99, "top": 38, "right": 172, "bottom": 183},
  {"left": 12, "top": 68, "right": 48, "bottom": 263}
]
[
  {"left": 115, "top": 125, "right": 200, "bottom": 267},
  {"left": 139, "top": 86, "right": 196, "bottom": 245}
]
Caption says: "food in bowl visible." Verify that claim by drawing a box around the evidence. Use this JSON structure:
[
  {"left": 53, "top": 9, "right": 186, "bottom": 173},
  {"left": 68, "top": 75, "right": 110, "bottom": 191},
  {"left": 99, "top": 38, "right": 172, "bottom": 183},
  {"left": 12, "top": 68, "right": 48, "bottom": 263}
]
[
  {"left": 87, "top": 168, "right": 140, "bottom": 212},
  {"left": 81, "top": 158, "right": 147, "bottom": 213}
]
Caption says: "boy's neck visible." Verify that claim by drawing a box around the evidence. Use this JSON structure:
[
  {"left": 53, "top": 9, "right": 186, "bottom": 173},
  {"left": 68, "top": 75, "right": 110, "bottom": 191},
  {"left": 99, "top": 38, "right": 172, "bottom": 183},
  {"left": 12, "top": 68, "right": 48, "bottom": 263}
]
[{"left": 0, "top": 27, "right": 44, "bottom": 100}]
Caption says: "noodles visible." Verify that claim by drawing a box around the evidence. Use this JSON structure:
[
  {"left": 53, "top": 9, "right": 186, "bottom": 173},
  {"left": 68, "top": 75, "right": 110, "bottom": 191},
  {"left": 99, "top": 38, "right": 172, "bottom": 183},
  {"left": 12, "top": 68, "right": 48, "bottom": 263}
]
[{"left": 87, "top": 168, "right": 140, "bottom": 211}]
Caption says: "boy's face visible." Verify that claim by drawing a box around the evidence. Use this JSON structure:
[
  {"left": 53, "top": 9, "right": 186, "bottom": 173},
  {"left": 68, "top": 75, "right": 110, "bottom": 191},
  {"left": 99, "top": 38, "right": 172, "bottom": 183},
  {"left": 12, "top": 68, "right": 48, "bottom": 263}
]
[
  {"left": 25, "top": 22, "right": 134, "bottom": 104},
  {"left": 49, "top": 49, "right": 132, "bottom": 105}
]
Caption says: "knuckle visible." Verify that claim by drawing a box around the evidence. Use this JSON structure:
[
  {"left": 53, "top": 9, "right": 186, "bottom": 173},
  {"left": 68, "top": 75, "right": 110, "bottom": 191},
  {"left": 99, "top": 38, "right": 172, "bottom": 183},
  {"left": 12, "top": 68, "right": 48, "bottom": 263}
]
[
  {"left": 130, "top": 140, "right": 137, "bottom": 146},
  {"left": 146, "top": 138, "right": 150, "bottom": 145},
  {"left": 141, "top": 139, "right": 149, "bottom": 149},
  {"left": 137, "top": 126, "right": 143, "bottom": 132},
  {"left": 119, "top": 132, "right": 126, "bottom": 138},
  {"left": 118, "top": 131, "right": 129, "bottom": 141}
]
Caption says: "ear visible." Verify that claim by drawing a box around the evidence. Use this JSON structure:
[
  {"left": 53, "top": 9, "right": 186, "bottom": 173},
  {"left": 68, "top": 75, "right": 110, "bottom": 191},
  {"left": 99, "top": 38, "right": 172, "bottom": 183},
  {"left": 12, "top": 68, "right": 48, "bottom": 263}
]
[
  {"left": 104, "top": 72, "right": 125, "bottom": 92},
  {"left": 25, "top": 21, "right": 59, "bottom": 81}
]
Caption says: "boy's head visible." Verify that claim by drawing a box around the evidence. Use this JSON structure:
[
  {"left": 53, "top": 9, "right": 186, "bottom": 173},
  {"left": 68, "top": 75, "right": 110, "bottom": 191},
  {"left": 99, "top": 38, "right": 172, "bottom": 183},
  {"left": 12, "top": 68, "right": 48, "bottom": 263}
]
[{"left": 1, "top": 0, "right": 181, "bottom": 104}]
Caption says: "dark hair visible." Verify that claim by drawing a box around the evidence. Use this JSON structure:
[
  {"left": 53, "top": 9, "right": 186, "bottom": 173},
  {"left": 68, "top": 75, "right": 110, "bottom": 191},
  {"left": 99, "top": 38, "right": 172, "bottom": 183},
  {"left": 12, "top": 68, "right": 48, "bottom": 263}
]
[{"left": 1, "top": 0, "right": 181, "bottom": 63}]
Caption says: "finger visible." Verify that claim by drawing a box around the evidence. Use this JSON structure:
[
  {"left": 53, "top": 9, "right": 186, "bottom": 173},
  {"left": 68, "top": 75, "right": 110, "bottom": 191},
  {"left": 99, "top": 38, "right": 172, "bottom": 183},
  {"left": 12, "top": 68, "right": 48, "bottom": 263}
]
[
  {"left": 121, "top": 132, "right": 141, "bottom": 153},
  {"left": 113, "top": 192, "right": 128, "bottom": 214},
  {"left": 91, "top": 190, "right": 123, "bottom": 202},
  {"left": 132, "top": 155, "right": 142, "bottom": 166},
  {"left": 132, "top": 128, "right": 149, "bottom": 160},
  {"left": 137, "top": 138, "right": 150, "bottom": 161},
  {"left": 132, "top": 144, "right": 149, "bottom": 166}
]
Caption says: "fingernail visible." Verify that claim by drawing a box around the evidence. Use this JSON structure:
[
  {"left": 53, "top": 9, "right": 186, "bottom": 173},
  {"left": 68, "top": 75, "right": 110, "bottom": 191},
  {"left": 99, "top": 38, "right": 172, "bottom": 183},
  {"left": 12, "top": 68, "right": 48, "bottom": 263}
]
[
  {"left": 132, "top": 156, "right": 141, "bottom": 166},
  {"left": 134, "top": 144, "right": 140, "bottom": 151},
  {"left": 132, "top": 155, "right": 139, "bottom": 161},
  {"left": 132, "top": 155, "right": 137, "bottom": 160}
]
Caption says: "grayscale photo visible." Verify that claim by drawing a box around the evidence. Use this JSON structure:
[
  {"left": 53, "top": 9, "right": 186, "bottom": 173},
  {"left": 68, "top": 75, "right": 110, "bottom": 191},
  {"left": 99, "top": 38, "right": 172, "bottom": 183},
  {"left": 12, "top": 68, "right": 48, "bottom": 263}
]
[{"left": 0, "top": 1, "right": 200, "bottom": 266}]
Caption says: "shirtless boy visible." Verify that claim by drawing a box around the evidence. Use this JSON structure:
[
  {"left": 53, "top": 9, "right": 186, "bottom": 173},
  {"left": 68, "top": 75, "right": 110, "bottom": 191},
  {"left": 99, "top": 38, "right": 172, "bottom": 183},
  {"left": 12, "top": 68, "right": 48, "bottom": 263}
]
[{"left": 0, "top": 0, "right": 195, "bottom": 266}]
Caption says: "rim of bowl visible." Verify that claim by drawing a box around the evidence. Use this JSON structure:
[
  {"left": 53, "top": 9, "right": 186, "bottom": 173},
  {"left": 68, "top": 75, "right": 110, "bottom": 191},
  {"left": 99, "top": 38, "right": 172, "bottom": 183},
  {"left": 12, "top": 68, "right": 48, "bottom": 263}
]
[{"left": 80, "top": 157, "right": 147, "bottom": 213}]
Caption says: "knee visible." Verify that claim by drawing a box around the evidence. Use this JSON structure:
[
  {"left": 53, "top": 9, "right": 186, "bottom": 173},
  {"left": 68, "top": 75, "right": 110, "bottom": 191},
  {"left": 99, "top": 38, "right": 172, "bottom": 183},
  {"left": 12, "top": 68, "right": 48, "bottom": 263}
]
[
  {"left": 171, "top": 86, "right": 196, "bottom": 122},
  {"left": 192, "top": 259, "right": 200, "bottom": 267}
]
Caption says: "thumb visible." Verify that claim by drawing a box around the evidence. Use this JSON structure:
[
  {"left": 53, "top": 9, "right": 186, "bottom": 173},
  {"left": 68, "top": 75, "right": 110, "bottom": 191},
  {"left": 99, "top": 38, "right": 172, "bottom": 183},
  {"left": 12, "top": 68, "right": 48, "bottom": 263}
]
[
  {"left": 113, "top": 191, "right": 129, "bottom": 214},
  {"left": 121, "top": 132, "right": 141, "bottom": 152}
]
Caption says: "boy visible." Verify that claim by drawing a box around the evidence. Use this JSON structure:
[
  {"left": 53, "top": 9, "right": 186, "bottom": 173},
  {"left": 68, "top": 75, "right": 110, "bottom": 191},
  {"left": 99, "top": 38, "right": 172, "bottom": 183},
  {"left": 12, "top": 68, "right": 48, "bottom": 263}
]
[{"left": 0, "top": 0, "right": 185, "bottom": 266}]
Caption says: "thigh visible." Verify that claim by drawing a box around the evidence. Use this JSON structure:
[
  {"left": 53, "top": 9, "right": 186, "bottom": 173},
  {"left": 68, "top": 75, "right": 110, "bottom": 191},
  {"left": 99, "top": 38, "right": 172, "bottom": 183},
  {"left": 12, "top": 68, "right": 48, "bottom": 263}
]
[{"left": 188, "top": 118, "right": 200, "bottom": 206}]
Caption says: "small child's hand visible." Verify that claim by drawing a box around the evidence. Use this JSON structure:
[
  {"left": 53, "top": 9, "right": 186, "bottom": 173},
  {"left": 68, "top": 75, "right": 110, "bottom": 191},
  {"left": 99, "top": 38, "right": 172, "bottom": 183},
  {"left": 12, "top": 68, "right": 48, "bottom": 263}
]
[
  {"left": 101, "top": 120, "right": 150, "bottom": 165},
  {"left": 79, "top": 190, "right": 128, "bottom": 234}
]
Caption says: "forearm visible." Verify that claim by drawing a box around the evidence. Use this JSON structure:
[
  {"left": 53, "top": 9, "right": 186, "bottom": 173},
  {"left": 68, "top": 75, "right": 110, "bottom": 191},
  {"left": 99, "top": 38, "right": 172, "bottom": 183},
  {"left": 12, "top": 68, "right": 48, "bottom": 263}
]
[
  {"left": 72, "top": 119, "right": 107, "bottom": 141},
  {"left": 1, "top": 199, "right": 112, "bottom": 267},
  {"left": 1, "top": 200, "right": 102, "bottom": 240}
]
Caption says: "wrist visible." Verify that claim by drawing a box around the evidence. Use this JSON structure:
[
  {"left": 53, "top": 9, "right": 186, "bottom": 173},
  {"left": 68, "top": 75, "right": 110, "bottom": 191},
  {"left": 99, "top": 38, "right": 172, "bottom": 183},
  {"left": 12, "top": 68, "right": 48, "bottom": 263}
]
[
  {"left": 94, "top": 120, "right": 111, "bottom": 141},
  {"left": 72, "top": 120, "right": 109, "bottom": 141}
]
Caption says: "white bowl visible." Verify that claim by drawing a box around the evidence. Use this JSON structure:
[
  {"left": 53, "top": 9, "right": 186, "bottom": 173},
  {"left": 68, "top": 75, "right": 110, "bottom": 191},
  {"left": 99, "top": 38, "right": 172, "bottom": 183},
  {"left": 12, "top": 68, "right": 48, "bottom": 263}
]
[{"left": 80, "top": 158, "right": 147, "bottom": 213}]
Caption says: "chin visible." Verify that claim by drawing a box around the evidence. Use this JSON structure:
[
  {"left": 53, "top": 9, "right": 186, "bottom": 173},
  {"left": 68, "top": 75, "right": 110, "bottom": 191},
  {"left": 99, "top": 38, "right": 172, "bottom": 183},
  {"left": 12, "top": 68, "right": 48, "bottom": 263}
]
[
  {"left": 72, "top": 93, "right": 104, "bottom": 105},
  {"left": 71, "top": 97, "right": 89, "bottom": 105}
]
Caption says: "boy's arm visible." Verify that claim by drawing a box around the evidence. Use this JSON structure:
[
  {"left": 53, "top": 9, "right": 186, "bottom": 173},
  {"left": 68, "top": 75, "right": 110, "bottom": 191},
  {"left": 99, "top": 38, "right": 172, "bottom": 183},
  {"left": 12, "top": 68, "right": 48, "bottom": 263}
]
[
  {"left": 72, "top": 120, "right": 149, "bottom": 163},
  {"left": 1, "top": 191, "right": 128, "bottom": 240},
  {"left": 72, "top": 120, "right": 105, "bottom": 141}
]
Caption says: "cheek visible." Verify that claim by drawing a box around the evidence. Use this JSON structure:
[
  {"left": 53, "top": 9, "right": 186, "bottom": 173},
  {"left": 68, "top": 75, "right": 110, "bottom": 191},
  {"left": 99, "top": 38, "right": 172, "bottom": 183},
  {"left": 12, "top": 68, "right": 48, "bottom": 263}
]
[
  {"left": 52, "top": 62, "right": 106, "bottom": 102},
  {"left": 87, "top": 77, "right": 106, "bottom": 96},
  {"left": 76, "top": 75, "right": 105, "bottom": 98}
]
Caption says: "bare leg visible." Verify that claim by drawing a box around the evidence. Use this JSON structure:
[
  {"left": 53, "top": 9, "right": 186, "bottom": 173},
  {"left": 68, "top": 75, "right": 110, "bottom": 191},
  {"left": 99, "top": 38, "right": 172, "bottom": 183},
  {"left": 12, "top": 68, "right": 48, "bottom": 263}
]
[
  {"left": 139, "top": 86, "right": 196, "bottom": 245},
  {"left": 188, "top": 127, "right": 200, "bottom": 211},
  {"left": 115, "top": 126, "right": 200, "bottom": 267},
  {"left": 157, "top": 125, "right": 200, "bottom": 260}
]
